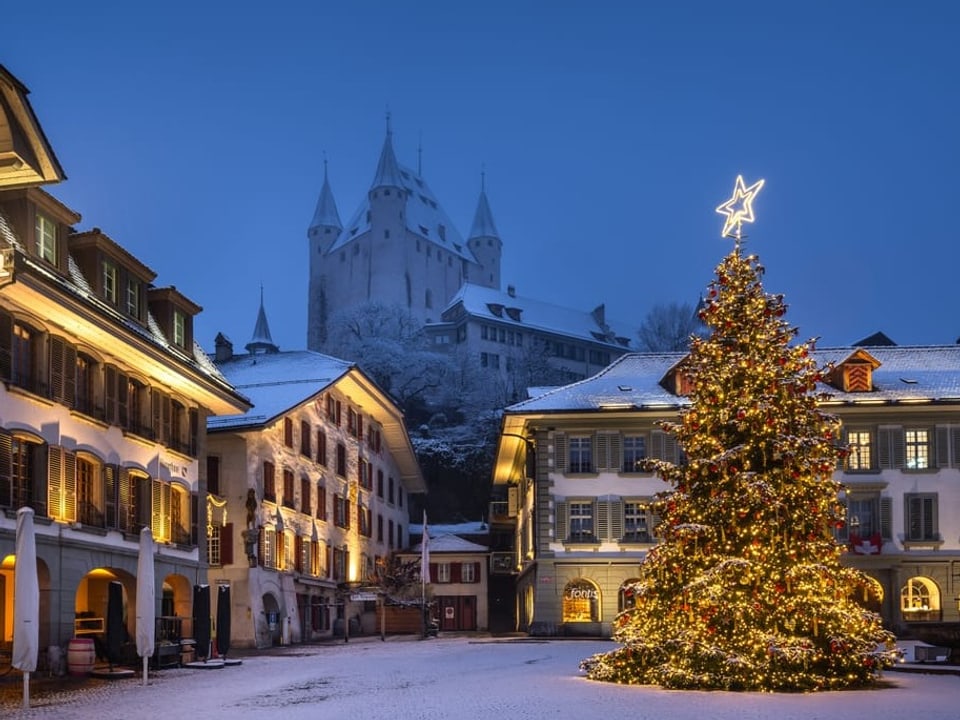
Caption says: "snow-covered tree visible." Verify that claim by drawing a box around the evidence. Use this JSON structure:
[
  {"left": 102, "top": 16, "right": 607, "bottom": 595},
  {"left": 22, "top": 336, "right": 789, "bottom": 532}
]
[{"left": 581, "top": 248, "right": 898, "bottom": 691}]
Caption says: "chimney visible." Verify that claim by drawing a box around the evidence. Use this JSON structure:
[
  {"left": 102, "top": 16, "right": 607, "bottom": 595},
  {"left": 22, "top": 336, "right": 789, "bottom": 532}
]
[
  {"left": 214, "top": 332, "right": 234, "bottom": 363},
  {"left": 507, "top": 285, "right": 516, "bottom": 298}
]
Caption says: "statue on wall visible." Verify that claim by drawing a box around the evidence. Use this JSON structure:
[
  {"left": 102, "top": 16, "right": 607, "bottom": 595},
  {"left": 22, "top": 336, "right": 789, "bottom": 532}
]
[{"left": 245, "top": 488, "right": 258, "bottom": 529}]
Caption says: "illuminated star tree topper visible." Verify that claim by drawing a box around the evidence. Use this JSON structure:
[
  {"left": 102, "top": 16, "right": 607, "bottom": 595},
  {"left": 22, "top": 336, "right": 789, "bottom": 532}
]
[{"left": 715, "top": 174, "right": 765, "bottom": 240}]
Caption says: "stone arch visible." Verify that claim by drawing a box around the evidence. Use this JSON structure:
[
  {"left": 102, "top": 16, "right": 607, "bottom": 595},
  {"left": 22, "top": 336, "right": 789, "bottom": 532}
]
[
  {"left": 901, "top": 575, "right": 941, "bottom": 622},
  {"left": 561, "top": 577, "right": 600, "bottom": 623}
]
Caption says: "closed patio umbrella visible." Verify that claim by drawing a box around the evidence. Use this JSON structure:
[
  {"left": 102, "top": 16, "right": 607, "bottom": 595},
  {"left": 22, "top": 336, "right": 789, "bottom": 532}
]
[
  {"left": 106, "top": 581, "right": 125, "bottom": 670},
  {"left": 135, "top": 528, "right": 156, "bottom": 685},
  {"left": 216, "top": 585, "right": 231, "bottom": 659},
  {"left": 12, "top": 507, "right": 39, "bottom": 709},
  {"left": 193, "top": 585, "right": 211, "bottom": 661}
]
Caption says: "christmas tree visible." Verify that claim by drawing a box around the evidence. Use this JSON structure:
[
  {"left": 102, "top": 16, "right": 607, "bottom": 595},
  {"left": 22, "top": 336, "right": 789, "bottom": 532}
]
[{"left": 581, "top": 177, "right": 898, "bottom": 691}]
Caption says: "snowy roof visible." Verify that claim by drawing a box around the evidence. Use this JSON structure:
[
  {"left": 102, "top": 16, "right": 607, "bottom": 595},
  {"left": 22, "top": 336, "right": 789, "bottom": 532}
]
[
  {"left": 208, "top": 350, "right": 353, "bottom": 428},
  {"left": 443, "top": 283, "right": 637, "bottom": 350},
  {"left": 506, "top": 345, "right": 960, "bottom": 414},
  {"left": 308, "top": 163, "right": 342, "bottom": 231},
  {"left": 246, "top": 292, "right": 277, "bottom": 353},
  {"left": 468, "top": 188, "right": 499, "bottom": 240},
  {"left": 413, "top": 534, "right": 489, "bottom": 553}
]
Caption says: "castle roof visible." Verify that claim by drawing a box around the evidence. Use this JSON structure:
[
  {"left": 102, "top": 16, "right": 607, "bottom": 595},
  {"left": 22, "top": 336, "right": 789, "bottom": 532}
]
[
  {"left": 370, "top": 126, "right": 404, "bottom": 190},
  {"left": 468, "top": 188, "right": 499, "bottom": 240},
  {"left": 308, "top": 161, "right": 342, "bottom": 231},
  {"left": 441, "top": 283, "right": 637, "bottom": 351},
  {"left": 245, "top": 288, "right": 278, "bottom": 353}
]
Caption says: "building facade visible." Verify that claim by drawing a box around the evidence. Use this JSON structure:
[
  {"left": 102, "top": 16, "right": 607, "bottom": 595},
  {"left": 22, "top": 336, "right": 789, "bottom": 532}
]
[
  {"left": 0, "top": 65, "right": 250, "bottom": 664},
  {"left": 207, "top": 318, "right": 426, "bottom": 648},
  {"left": 493, "top": 347, "right": 960, "bottom": 639}
]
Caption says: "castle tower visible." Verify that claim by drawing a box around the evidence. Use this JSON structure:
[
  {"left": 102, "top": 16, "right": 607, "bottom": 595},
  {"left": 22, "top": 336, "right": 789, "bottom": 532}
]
[
  {"left": 466, "top": 172, "right": 502, "bottom": 290},
  {"left": 307, "top": 160, "right": 342, "bottom": 350}
]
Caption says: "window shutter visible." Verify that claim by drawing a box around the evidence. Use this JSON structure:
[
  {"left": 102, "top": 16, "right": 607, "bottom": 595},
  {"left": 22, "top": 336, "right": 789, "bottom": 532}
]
[
  {"left": 116, "top": 372, "right": 128, "bottom": 428},
  {"left": 221, "top": 522, "right": 234, "bottom": 565},
  {"left": 952, "top": 428, "right": 960, "bottom": 469},
  {"left": 0, "top": 309, "right": 12, "bottom": 381},
  {"left": 33, "top": 442, "right": 48, "bottom": 518},
  {"left": 451, "top": 562, "right": 462, "bottom": 583},
  {"left": 650, "top": 430, "right": 665, "bottom": 461},
  {"left": 555, "top": 500, "right": 569, "bottom": 541},
  {"left": 326, "top": 545, "right": 333, "bottom": 578},
  {"left": 63, "top": 343, "right": 76, "bottom": 407},
  {"left": 258, "top": 527, "right": 266, "bottom": 568},
  {"left": 877, "top": 428, "right": 905, "bottom": 469},
  {"left": 610, "top": 499, "right": 624, "bottom": 540},
  {"left": 596, "top": 498, "right": 611, "bottom": 539},
  {"left": 553, "top": 434, "right": 567, "bottom": 472},
  {"left": 295, "top": 535, "right": 304, "bottom": 573},
  {"left": 191, "top": 492, "right": 198, "bottom": 547},
  {"left": 151, "top": 389, "right": 162, "bottom": 441},
  {"left": 119, "top": 467, "right": 132, "bottom": 532},
  {"left": 935, "top": 426, "right": 950, "bottom": 468},
  {"left": 63, "top": 449, "right": 77, "bottom": 522},
  {"left": 609, "top": 433, "right": 622, "bottom": 472},
  {"left": 48, "top": 445, "right": 63, "bottom": 520},
  {"left": 105, "top": 365, "right": 117, "bottom": 424},
  {"left": 152, "top": 478, "right": 163, "bottom": 539},
  {"left": 50, "top": 336, "right": 65, "bottom": 402},
  {"left": 879, "top": 497, "right": 892, "bottom": 541},
  {"left": 0, "top": 430, "right": 12, "bottom": 507},
  {"left": 104, "top": 464, "right": 117, "bottom": 529},
  {"left": 595, "top": 433, "right": 609, "bottom": 471}
]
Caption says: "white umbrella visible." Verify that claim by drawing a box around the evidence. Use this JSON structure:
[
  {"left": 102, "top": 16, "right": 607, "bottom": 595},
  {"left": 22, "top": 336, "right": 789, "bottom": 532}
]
[
  {"left": 13, "top": 507, "right": 39, "bottom": 709},
  {"left": 135, "top": 527, "right": 156, "bottom": 686}
]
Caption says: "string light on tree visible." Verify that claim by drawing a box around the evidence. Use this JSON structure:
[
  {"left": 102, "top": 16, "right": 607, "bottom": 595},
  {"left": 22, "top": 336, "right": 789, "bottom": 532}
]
[{"left": 580, "top": 176, "right": 898, "bottom": 691}]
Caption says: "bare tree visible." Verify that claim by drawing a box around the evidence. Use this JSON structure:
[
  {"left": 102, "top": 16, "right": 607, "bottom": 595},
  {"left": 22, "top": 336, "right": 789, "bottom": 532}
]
[{"left": 636, "top": 301, "right": 705, "bottom": 352}]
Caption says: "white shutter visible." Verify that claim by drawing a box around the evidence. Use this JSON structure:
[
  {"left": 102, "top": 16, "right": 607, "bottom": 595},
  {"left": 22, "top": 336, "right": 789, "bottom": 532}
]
[
  {"left": 596, "top": 499, "right": 611, "bottom": 539},
  {"left": 554, "top": 434, "right": 568, "bottom": 472},
  {"left": 595, "top": 433, "right": 609, "bottom": 471},
  {"left": 555, "top": 501, "right": 568, "bottom": 541}
]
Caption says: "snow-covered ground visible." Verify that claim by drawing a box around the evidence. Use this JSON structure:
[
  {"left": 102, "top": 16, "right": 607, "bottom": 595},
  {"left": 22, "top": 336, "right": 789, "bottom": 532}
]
[{"left": 2, "top": 637, "right": 958, "bottom": 719}]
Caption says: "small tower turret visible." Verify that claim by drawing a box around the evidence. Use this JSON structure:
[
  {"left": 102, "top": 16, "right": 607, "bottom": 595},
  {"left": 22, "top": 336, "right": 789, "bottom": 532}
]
[
  {"left": 466, "top": 170, "right": 502, "bottom": 290},
  {"left": 246, "top": 286, "right": 279, "bottom": 354}
]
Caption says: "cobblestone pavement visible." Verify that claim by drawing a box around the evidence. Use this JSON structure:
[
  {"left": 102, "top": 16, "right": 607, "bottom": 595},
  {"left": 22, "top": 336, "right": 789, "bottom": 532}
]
[{"left": 2, "top": 636, "right": 958, "bottom": 720}]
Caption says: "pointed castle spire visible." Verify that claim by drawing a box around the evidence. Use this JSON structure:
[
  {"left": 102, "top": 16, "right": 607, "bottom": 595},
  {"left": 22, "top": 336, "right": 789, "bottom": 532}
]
[
  {"left": 246, "top": 285, "right": 279, "bottom": 354},
  {"left": 468, "top": 168, "right": 500, "bottom": 240},
  {"left": 309, "top": 156, "right": 342, "bottom": 232},
  {"left": 370, "top": 112, "right": 404, "bottom": 191}
]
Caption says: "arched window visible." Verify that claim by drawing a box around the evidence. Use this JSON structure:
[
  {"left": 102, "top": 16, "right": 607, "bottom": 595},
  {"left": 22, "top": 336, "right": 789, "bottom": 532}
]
[
  {"left": 618, "top": 578, "right": 642, "bottom": 612},
  {"left": 562, "top": 578, "right": 600, "bottom": 623},
  {"left": 76, "top": 452, "right": 104, "bottom": 527},
  {"left": 901, "top": 576, "right": 941, "bottom": 622}
]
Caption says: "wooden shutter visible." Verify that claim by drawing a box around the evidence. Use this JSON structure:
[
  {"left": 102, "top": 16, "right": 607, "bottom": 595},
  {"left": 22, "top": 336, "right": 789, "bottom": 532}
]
[
  {"left": 952, "top": 427, "right": 960, "bottom": 469},
  {"left": 451, "top": 562, "right": 462, "bottom": 583},
  {"left": 104, "top": 464, "right": 117, "bottom": 528},
  {"left": 258, "top": 527, "right": 266, "bottom": 567},
  {"left": 610, "top": 499, "right": 624, "bottom": 540},
  {"left": 555, "top": 500, "right": 569, "bottom": 541},
  {"left": 553, "top": 434, "right": 567, "bottom": 472},
  {"left": 191, "top": 492, "right": 198, "bottom": 547},
  {"left": 152, "top": 478, "right": 163, "bottom": 540},
  {"left": 63, "top": 449, "right": 76, "bottom": 522},
  {"left": 151, "top": 388, "right": 163, "bottom": 441},
  {"left": 609, "top": 433, "right": 622, "bottom": 472},
  {"left": 49, "top": 336, "right": 66, "bottom": 402},
  {"left": 651, "top": 430, "right": 679, "bottom": 463},
  {"left": 877, "top": 428, "right": 904, "bottom": 469},
  {"left": 0, "top": 309, "right": 12, "bottom": 381},
  {"left": 116, "top": 371, "right": 128, "bottom": 428},
  {"left": 935, "top": 426, "right": 950, "bottom": 468},
  {"left": 0, "top": 430, "right": 12, "bottom": 507},
  {"left": 596, "top": 498, "right": 611, "bottom": 539},
  {"left": 119, "top": 467, "right": 132, "bottom": 531},
  {"left": 471, "top": 562, "right": 481, "bottom": 583},
  {"left": 33, "top": 442, "right": 48, "bottom": 518},
  {"left": 47, "top": 445, "right": 63, "bottom": 520},
  {"left": 595, "top": 433, "right": 609, "bottom": 471},
  {"left": 295, "top": 535, "right": 304, "bottom": 573},
  {"left": 221, "top": 523, "right": 234, "bottom": 565},
  {"left": 105, "top": 365, "right": 117, "bottom": 424},
  {"left": 879, "top": 497, "right": 892, "bottom": 541}
]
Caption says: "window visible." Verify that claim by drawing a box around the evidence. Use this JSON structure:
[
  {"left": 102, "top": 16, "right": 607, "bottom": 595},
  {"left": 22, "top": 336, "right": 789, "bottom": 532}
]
[
  {"left": 300, "top": 476, "right": 311, "bottom": 514},
  {"left": 336, "top": 443, "right": 347, "bottom": 476},
  {"left": 12, "top": 322, "right": 38, "bottom": 392},
  {"left": 102, "top": 259, "right": 117, "bottom": 303},
  {"left": 376, "top": 469, "right": 384, "bottom": 498},
  {"left": 283, "top": 417, "right": 294, "bottom": 448},
  {"left": 905, "top": 493, "right": 937, "bottom": 542},
  {"left": 569, "top": 501, "right": 594, "bottom": 542},
  {"left": 316, "top": 430, "right": 327, "bottom": 466},
  {"left": 388, "top": 519, "right": 395, "bottom": 548},
  {"left": 845, "top": 430, "right": 873, "bottom": 471},
  {"left": 622, "top": 501, "right": 651, "bottom": 543},
  {"left": 282, "top": 469, "right": 295, "bottom": 508},
  {"left": 388, "top": 476, "right": 395, "bottom": 504},
  {"left": 126, "top": 277, "right": 141, "bottom": 319},
  {"left": 461, "top": 562, "right": 477, "bottom": 583},
  {"left": 901, "top": 576, "right": 940, "bottom": 622},
  {"left": 35, "top": 212, "right": 56, "bottom": 263},
  {"left": 316, "top": 483, "right": 326, "bottom": 520},
  {"left": 358, "top": 503, "right": 372, "bottom": 537},
  {"left": 4, "top": 435, "right": 44, "bottom": 514},
  {"left": 436, "top": 563, "right": 451, "bottom": 583},
  {"left": 377, "top": 514, "right": 384, "bottom": 542},
  {"left": 904, "top": 429, "right": 930, "bottom": 469},
  {"left": 263, "top": 461, "right": 276, "bottom": 502},
  {"left": 173, "top": 309, "right": 186, "bottom": 348},
  {"left": 348, "top": 408, "right": 358, "bottom": 436},
  {"left": 334, "top": 493, "right": 350, "bottom": 529},
  {"left": 75, "top": 354, "right": 95, "bottom": 416},
  {"left": 207, "top": 455, "right": 221, "bottom": 496},
  {"left": 569, "top": 436, "right": 593, "bottom": 473},
  {"left": 622, "top": 436, "right": 646, "bottom": 472},
  {"left": 208, "top": 524, "right": 222, "bottom": 566},
  {"left": 562, "top": 579, "right": 600, "bottom": 623},
  {"left": 298, "top": 421, "right": 311, "bottom": 456},
  {"left": 77, "top": 455, "right": 104, "bottom": 527}
]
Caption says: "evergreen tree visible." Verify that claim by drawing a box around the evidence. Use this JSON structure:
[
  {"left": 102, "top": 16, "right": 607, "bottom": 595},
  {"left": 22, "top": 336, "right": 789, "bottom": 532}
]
[{"left": 581, "top": 246, "right": 898, "bottom": 691}]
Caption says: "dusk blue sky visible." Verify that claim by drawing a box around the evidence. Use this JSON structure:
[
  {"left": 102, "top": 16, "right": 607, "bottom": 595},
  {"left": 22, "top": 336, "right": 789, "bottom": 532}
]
[{"left": 5, "top": 2, "right": 959, "bottom": 351}]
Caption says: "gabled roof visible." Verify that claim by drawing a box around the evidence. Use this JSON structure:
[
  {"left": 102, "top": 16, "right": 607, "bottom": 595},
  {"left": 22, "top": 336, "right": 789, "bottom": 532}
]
[
  {"left": 442, "top": 283, "right": 637, "bottom": 350},
  {"left": 308, "top": 161, "right": 342, "bottom": 232},
  {"left": 0, "top": 64, "right": 65, "bottom": 188},
  {"left": 209, "top": 350, "right": 426, "bottom": 493},
  {"left": 413, "top": 534, "right": 489, "bottom": 553}
]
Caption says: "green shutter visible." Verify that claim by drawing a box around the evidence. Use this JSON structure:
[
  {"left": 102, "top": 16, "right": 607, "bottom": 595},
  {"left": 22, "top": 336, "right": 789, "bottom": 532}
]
[
  {"left": 935, "top": 426, "right": 950, "bottom": 468},
  {"left": 610, "top": 499, "right": 624, "bottom": 540},
  {"left": 879, "top": 497, "right": 892, "bottom": 541},
  {"left": 595, "top": 433, "right": 609, "bottom": 471},
  {"left": 596, "top": 499, "right": 611, "bottom": 539},
  {"left": 555, "top": 500, "right": 568, "bottom": 541}
]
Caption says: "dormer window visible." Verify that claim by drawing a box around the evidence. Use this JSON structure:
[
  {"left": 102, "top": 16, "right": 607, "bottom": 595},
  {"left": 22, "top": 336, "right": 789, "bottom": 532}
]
[
  {"left": 826, "top": 349, "right": 880, "bottom": 393},
  {"left": 126, "top": 276, "right": 141, "bottom": 319},
  {"left": 102, "top": 259, "right": 118, "bottom": 304},
  {"left": 487, "top": 303, "right": 504, "bottom": 318},
  {"left": 35, "top": 212, "right": 57, "bottom": 264}
]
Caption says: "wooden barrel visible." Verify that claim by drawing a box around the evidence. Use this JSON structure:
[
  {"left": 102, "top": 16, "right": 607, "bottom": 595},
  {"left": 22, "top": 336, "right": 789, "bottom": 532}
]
[{"left": 67, "top": 637, "right": 96, "bottom": 676}]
